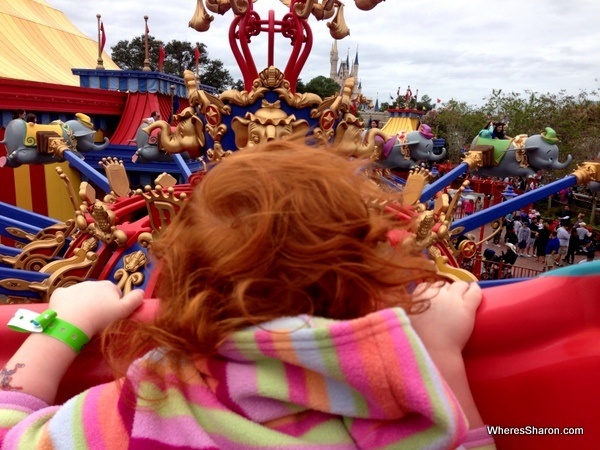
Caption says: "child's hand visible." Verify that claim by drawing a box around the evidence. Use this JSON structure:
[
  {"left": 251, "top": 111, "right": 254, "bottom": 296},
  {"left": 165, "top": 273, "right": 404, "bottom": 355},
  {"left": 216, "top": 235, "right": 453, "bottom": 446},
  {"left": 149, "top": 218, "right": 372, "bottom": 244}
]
[
  {"left": 48, "top": 281, "right": 145, "bottom": 337},
  {"left": 410, "top": 281, "right": 482, "bottom": 353}
]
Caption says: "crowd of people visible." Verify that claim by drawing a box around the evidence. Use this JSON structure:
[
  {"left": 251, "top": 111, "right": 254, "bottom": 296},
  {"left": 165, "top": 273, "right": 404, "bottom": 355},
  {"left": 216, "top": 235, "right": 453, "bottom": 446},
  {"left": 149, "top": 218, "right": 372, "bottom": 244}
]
[{"left": 496, "top": 209, "right": 596, "bottom": 271}]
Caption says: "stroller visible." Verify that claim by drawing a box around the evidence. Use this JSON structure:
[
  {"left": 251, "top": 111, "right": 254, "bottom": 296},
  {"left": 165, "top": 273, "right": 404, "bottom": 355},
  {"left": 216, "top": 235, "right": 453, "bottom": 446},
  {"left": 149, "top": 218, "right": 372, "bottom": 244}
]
[{"left": 481, "top": 245, "right": 517, "bottom": 280}]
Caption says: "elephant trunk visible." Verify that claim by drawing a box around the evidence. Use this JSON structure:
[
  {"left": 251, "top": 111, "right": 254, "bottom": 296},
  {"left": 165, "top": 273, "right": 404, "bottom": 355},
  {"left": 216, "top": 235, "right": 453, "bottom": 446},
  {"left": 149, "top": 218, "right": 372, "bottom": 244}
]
[
  {"left": 144, "top": 122, "right": 182, "bottom": 153},
  {"left": 91, "top": 138, "right": 110, "bottom": 151},
  {"left": 551, "top": 154, "right": 572, "bottom": 170},
  {"left": 429, "top": 148, "right": 447, "bottom": 161}
]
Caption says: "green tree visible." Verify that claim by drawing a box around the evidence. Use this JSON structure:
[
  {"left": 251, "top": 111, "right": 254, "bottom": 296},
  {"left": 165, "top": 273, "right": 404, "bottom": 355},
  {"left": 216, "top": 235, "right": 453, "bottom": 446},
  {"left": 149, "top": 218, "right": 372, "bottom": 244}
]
[
  {"left": 200, "top": 59, "right": 234, "bottom": 93},
  {"left": 232, "top": 79, "right": 245, "bottom": 91},
  {"left": 295, "top": 78, "right": 306, "bottom": 94},
  {"left": 304, "top": 76, "right": 340, "bottom": 99},
  {"left": 110, "top": 38, "right": 233, "bottom": 91},
  {"left": 379, "top": 102, "right": 390, "bottom": 112},
  {"left": 110, "top": 35, "right": 158, "bottom": 71},
  {"left": 162, "top": 41, "right": 207, "bottom": 77}
]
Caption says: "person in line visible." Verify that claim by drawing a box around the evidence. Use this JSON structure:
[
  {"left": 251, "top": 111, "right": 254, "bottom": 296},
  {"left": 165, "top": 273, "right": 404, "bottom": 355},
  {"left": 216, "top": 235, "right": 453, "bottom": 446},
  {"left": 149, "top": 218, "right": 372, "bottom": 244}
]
[
  {"left": 545, "top": 230, "right": 560, "bottom": 271},
  {"left": 25, "top": 113, "right": 37, "bottom": 124},
  {"left": 576, "top": 222, "right": 592, "bottom": 252},
  {"left": 535, "top": 221, "right": 550, "bottom": 263},
  {"left": 11, "top": 109, "right": 26, "bottom": 120},
  {"left": 565, "top": 226, "right": 580, "bottom": 265},
  {"left": 517, "top": 222, "right": 531, "bottom": 257},
  {"left": 556, "top": 222, "right": 571, "bottom": 265},
  {"left": 524, "top": 217, "right": 539, "bottom": 257},
  {"left": 578, "top": 252, "right": 595, "bottom": 264},
  {"left": 142, "top": 110, "right": 160, "bottom": 124},
  {"left": 0, "top": 141, "right": 495, "bottom": 449}
]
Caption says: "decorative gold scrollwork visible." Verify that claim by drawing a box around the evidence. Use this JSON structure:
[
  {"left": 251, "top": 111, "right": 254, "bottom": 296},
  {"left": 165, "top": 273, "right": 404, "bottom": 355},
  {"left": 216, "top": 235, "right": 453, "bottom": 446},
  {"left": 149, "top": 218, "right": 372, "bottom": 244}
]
[{"left": 114, "top": 251, "right": 147, "bottom": 294}]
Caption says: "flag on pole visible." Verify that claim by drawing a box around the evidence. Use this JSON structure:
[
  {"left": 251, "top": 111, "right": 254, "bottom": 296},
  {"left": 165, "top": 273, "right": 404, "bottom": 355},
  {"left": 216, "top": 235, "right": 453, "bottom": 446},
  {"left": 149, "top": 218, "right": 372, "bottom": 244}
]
[
  {"left": 389, "top": 94, "right": 394, "bottom": 100},
  {"left": 437, "top": 98, "right": 442, "bottom": 103},
  {"left": 396, "top": 87, "right": 400, "bottom": 96},
  {"left": 100, "top": 21, "right": 106, "bottom": 53},
  {"left": 158, "top": 44, "right": 165, "bottom": 72},
  {"left": 194, "top": 45, "right": 201, "bottom": 70}
]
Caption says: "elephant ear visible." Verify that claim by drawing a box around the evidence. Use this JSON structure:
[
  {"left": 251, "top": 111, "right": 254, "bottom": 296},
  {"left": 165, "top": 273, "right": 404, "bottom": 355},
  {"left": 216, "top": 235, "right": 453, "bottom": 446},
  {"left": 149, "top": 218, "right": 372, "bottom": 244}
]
[
  {"left": 191, "top": 116, "right": 205, "bottom": 148},
  {"left": 332, "top": 120, "right": 350, "bottom": 146},
  {"left": 72, "top": 129, "right": 95, "bottom": 138},
  {"left": 291, "top": 120, "right": 310, "bottom": 141},
  {"left": 231, "top": 116, "right": 250, "bottom": 150}
]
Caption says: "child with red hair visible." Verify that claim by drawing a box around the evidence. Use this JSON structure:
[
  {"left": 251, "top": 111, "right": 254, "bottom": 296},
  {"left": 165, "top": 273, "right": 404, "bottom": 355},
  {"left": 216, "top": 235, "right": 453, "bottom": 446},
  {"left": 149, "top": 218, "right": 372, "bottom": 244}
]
[{"left": 1, "top": 141, "right": 493, "bottom": 449}]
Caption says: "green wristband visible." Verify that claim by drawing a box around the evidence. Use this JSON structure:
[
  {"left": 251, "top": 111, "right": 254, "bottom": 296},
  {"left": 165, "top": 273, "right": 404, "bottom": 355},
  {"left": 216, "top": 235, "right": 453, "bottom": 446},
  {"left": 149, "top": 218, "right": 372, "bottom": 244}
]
[
  {"left": 7, "top": 308, "right": 90, "bottom": 353},
  {"left": 42, "top": 318, "right": 90, "bottom": 353}
]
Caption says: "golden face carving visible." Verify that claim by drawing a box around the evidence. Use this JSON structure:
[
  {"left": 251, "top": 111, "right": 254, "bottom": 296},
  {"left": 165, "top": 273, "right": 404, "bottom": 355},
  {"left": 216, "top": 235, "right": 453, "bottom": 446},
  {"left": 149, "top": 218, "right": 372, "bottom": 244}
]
[
  {"left": 231, "top": 100, "right": 309, "bottom": 150},
  {"left": 247, "top": 121, "right": 293, "bottom": 147}
]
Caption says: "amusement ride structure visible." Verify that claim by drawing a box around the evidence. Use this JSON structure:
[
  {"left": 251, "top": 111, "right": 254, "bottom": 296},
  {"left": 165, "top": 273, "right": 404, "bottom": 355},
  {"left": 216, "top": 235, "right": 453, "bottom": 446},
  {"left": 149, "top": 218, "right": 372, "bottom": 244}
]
[{"left": 1, "top": 1, "right": 600, "bottom": 448}]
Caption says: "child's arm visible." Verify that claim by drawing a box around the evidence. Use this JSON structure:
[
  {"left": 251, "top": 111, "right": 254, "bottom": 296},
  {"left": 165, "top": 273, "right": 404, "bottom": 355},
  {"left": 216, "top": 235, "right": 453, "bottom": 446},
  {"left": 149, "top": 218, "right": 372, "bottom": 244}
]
[
  {"left": 2, "top": 281, "right": 144, "bottom": 404},
  {"left": 409, "top": 282, "right": 484, "bottom": 428}
]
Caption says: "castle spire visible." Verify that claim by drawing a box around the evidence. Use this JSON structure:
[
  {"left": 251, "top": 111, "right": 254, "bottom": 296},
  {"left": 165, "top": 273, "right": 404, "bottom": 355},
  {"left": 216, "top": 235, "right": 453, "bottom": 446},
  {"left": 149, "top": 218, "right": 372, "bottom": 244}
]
[{"left": 330, "top": 40, "right": 339, "bottom": 79}]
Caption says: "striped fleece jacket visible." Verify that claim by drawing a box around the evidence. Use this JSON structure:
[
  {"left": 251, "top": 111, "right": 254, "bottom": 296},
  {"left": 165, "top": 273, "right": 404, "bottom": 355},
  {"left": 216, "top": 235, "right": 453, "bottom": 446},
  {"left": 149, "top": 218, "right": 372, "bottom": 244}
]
[{"left": 1, "top": 307, "right": 478, "bottom": 449}]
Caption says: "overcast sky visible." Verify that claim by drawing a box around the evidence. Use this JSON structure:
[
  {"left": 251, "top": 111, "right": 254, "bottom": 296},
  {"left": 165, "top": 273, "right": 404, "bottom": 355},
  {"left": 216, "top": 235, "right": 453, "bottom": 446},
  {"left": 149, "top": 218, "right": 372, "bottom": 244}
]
[{"left": 46, "top": 0, "right": 600, "bottom": 107}]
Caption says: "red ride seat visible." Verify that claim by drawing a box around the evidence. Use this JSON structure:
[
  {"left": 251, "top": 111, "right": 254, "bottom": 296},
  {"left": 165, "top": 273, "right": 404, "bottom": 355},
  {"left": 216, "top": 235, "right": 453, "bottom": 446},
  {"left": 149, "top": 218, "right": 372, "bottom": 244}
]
[{"left": 1, "top": 263, "right": 599, "bottom": 449}]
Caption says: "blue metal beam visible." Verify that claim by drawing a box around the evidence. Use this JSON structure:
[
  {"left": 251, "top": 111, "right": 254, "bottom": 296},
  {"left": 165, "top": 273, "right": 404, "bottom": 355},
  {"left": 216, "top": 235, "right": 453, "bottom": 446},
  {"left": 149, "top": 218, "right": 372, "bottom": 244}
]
[
  {"left": 420, "top": 162, "right": 469, "bottom": 202},
  {"left": 452, "top": 175, "right": 577, "bottom": 234},
  {"left": 63, "top": 151, "right": 111, "bottom": 193}
]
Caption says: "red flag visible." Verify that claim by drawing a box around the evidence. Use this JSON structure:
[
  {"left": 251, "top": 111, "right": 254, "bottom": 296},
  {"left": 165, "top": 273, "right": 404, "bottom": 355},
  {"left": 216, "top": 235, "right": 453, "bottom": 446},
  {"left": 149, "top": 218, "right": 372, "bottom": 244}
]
[
  {"left": 100, "top": 21, "right": 106, "bottom": 53},
  {"left": 437, "top": 98, "right": 442, "bottom": 103},
  {"left": 158, "top": 44, "right": 165, "bottom": 72},
  {"left": 194, "top": 46, "right": 200, "bottom": 68}
]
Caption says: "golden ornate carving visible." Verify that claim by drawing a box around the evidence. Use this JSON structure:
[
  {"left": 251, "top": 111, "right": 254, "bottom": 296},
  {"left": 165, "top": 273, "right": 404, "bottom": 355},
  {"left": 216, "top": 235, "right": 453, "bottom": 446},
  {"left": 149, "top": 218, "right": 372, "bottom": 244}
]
[
  {"left": 327, "top": 2, "right": 350, "bottom": 39},
  {"left": 189, "top": 0, "right": 215, "bottom": 32},
  {"left": 403, "top": 167, "right": 431, "bottom": 206},
  {"left": 427, "top": 244, "right": 478, "bottom": 283},
  {"left": 99, "top": 157, "right": 131, "bottom": 197},
  {"left": 274, "top": 81, "right": 322, "bottom": 109},
  {"left": 206, "top": 141, "right": 233, "bottom": 162},
  {"left": 184, "top": 70, "right": 230, "bottom": 115},
  {"left": 28, "top": 238, "right": 99, "bottom": 301},
  {"left": 312, "top": 0, "right": 336, "bottom": 20},
  {"left": 5, "top": 219, "right": 76, "bottom": 244},
  {"left": 138, "top": 185, "right": 188, "bottom": 238},
  {"left": 354, "top": 0, "right": 384, "bottom": 11},
  {"left": 0, "top": 232, "right": 66, "bottom": 271},
  {"left": 56, "top": 167, "right": 82, "bottom": 211},
  {"left": 462, "top": 150, "right": 483, "bottom": 171},
  {"left": 155, "top": 173, "right": 178, "bottom": 188},
  {"left": 0, "top": 279, "right": 32, "bottom": 291},
  {"left": 114, "top": 251, "right": 147, "bottom": 294},
  {"left": 573, "top": 161, "right": 600, "bottom": 185},
  {"left": 75, "top": 200, "right": 127, "bottom": 246},
  {"left": 206, "top": 0, "right": 232, "bottom": 14},
  {"left": 47, "top": 137, "right": 70, "bottom": 157},
  {"left": 231, "top": 100, "right": 310, "bottom": 150}
]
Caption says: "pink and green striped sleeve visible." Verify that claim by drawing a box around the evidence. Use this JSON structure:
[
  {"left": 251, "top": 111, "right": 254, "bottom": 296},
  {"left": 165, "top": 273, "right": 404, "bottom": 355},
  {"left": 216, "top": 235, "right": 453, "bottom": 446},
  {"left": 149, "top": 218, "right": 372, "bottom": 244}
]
[{"left": 0, "top": 381, "right": 130, "bottom": 449}]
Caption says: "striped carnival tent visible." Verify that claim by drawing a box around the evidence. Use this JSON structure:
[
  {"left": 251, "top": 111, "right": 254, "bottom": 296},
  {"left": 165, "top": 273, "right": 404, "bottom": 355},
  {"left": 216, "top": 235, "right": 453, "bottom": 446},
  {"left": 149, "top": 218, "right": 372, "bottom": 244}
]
[
  {"left": 0, "top": 0, "right": 122, "bottom": 226},
  {"left": 0, "top": 0, "right": 120, "bottom": 85}
]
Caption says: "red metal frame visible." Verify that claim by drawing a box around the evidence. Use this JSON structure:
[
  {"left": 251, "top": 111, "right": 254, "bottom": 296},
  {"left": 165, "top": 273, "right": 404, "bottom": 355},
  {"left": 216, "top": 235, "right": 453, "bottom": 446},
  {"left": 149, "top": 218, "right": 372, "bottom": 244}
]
[
  {"left": 0, "top": 78, "right": 126, "bottom": 115},
  {"left": 229, "top": 0, "right": 312, "bottom": 92}
]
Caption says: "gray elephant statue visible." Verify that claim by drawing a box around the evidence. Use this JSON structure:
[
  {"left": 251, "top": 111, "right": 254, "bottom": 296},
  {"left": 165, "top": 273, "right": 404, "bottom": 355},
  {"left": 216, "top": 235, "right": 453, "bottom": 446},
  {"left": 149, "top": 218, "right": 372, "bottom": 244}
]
[
  {"left": 0, "top": 113, "right": 109, "bottom": 168},
  {"left": 133, "top": 124, "right": 191, "bottom": 163},
  {"left": 469, "top": 127, "right": 572, "bottom": 178},
  {"left": 376, "top": 124, "right": 447, "bottom": 170}
]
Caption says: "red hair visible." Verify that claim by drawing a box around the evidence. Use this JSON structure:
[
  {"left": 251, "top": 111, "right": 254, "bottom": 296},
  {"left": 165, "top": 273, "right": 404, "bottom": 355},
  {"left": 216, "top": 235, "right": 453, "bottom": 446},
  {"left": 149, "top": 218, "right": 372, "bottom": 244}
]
[{"left": 104, "top": 141, "right": 438, "bottom": 373}]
